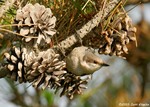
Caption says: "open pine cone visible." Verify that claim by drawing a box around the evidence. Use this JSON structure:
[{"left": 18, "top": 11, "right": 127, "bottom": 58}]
[
  {"left": 14, "top": 3, "right": 56, "bottom": 47},
  {"left": 59, "top": 73, "right": 90, "bottom": 99},
  {"left": 26, "top": 51, "right": 67, "bottom": 89},
  {"left": 84, "top": 8, "right": 136, "bottom": 57},
  {"left": 4, "top": 46, "right": 36, "bottom": 83}
]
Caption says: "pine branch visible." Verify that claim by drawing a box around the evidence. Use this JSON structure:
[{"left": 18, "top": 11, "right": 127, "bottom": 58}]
[
  {"left": 24, "top": 0, "right": 120, "bottom": 71},
  {"left": 55, "top": 0, "right": 119, "bottom": 51},
  {"left": 0, "top": 0, "right": 123, "bottom": 99},
  {"left": 0, "top": 0, "right": 119, "bottom": 82}
]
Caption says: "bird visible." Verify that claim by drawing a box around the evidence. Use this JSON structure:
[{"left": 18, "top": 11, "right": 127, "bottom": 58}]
[{"left": 66, "top": 46, "right": 109, "bottom": 76}]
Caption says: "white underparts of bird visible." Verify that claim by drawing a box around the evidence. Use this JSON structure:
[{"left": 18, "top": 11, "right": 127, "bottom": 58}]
[{"left": 66, "top": 46, "right": 109, "bottom": 76}]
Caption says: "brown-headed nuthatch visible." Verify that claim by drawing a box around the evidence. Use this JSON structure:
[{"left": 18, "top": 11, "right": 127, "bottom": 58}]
[{"left": 66, "top": 46, "right": 109, "bottom": 76}]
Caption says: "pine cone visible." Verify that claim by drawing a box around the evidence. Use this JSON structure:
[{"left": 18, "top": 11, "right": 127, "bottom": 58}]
[
  {"left": 14, "top": 3, "right": 56, "bottom": 47},
  {"left": 98, "top": 13, "right": 136, "bottom": 56},
  {"left": 84, "top": 8, "right": 137, "bottom": 57},
  {"left": 4, "top": 46, "right": 30, "bottom": 83},
  {"left": 59, "top": 73, "right": 90, "bottom": 99},
  {"left": 26, "top": 52, "right": 67, "bottom": 89}
]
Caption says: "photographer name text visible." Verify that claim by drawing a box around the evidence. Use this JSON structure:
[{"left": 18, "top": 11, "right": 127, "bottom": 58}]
[{"left": 119, "top": 102, "right": 149, "bottom": 106}]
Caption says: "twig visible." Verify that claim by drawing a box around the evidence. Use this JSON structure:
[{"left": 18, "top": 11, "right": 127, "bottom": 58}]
[{"left": 0, "top": 28, "right": 38, "bottom": 38}]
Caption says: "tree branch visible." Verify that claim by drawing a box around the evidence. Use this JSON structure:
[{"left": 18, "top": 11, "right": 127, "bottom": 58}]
[{"left": 55, "top": 0, "right": 119, "bottom": 51}]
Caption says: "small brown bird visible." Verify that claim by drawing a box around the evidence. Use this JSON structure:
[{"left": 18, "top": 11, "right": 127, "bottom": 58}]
[{"left": 66, "top": 46, "right": 109, "bottom": 76}]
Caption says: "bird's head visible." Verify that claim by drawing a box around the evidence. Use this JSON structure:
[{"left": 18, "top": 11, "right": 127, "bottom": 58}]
[{"left": 81, "top": 51, "right": 109, "bottom": 75}]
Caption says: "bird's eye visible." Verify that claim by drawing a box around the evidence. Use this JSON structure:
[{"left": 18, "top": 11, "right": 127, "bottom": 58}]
[{"left": 93, "top": 61, "right": 98, "bottom": 64}]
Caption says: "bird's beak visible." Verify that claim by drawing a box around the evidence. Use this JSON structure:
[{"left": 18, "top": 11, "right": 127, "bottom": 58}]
[{"left": 102, "top": 63, "right": 109, "bottom": 66}]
